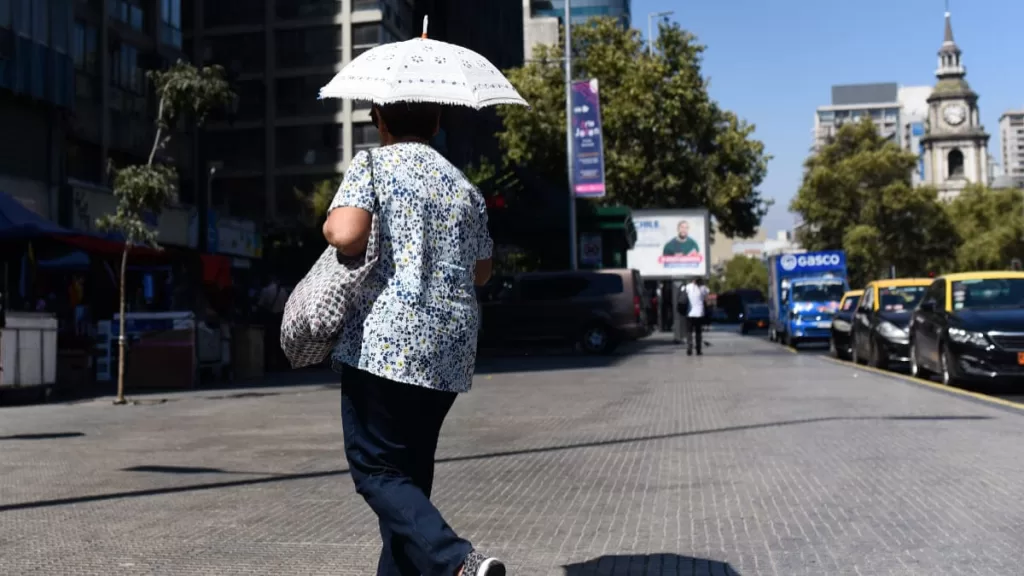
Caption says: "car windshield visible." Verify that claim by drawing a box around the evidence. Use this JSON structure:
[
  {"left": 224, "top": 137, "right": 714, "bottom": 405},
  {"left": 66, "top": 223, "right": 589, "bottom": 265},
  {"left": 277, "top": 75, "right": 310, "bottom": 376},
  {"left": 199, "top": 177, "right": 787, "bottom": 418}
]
[
  {"left": 952, "top": 278, "right": 1024, "bottom": 310},
  {"left": 792, "top": 282, "right": 846, "bottom": 302},
  {"left": 878, "top": 285, "right": 927, "bottom": 312},
  {"left": 746, "top": 304, "right": 769, "bottom": 314},
  {"left": 841, "top": 295, "right": 860, "bottom": 311}
]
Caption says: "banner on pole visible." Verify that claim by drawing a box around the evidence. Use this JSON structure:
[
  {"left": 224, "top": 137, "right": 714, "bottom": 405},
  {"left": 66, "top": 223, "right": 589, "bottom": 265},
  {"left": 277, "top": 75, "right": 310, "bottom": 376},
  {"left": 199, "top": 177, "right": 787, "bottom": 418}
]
[{"left": 571, "top": 79, "right": 607, "bottom": 199}]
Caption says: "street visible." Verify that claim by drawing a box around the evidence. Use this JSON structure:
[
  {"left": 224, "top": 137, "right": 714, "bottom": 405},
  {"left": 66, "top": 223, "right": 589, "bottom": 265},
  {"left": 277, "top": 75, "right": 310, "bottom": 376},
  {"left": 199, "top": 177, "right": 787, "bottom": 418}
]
[{"left": 2, "top": 332, "right": 1024, "bottom": 575}]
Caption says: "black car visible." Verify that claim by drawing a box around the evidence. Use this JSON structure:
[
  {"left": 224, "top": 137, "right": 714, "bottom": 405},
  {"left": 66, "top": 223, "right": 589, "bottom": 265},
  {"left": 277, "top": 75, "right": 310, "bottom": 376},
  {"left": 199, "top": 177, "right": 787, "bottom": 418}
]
[
  {"left": 829, "top": 290, "right": 862, "bottom": 360},
  {"left": 909, "top": 273, "right": 1024, "bottom": 386},
  {"left": 851, "top": 280, "right": 930, "bottom": 369},
  {"left": 739, "top": 302, "right": 770, "bottom": 334}
]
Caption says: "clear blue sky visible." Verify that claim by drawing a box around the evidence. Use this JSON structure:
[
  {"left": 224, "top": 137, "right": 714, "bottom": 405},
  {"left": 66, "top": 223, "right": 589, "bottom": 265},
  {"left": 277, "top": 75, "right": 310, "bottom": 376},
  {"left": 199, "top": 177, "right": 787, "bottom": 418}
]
[{"left": 631, "top": 0, "right": 1024, "bottom": 237}]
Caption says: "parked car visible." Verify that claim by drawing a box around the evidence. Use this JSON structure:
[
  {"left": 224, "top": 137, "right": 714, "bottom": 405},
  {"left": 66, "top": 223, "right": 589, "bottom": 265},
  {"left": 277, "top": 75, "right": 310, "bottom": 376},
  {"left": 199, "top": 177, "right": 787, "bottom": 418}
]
[
  {"left": 739, "top": 302, "right": 770, "bottom": 334},
  {"left": 477, "top": 269, "right": 650, "bottom": 354},
  {"left": 716, "top": 289, "right": 766, "bottom": 322},
  {"left": 909, "top": 271, "right": 1024, "bottom": 386},
  {"left": 829, "top": 289, "right": 863, "bottom": 360},
  {"left": 851, "top": 278, "right": 931, "bottom": 369}
]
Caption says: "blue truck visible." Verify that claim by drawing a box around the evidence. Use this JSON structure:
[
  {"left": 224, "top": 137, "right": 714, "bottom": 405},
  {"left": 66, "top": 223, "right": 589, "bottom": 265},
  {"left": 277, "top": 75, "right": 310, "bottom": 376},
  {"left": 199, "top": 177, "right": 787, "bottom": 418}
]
[{"left": 767, "top": 250, "right": 850, "bottom": 348}]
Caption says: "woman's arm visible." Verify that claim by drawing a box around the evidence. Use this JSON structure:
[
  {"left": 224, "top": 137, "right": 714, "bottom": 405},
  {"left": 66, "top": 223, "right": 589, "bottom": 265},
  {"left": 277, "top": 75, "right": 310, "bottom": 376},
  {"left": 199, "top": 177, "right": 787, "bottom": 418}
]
[
  {"left": 474, "top": 258, "right": 493, "bottom": 286},
  {"left": 323, "top": 207, "right": 372, "bottom": 257}
]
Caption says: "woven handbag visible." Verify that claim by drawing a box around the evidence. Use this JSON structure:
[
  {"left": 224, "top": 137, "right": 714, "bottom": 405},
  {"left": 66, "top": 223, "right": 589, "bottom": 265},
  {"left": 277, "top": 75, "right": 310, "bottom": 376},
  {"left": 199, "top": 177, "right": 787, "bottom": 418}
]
[{"left": 280, "top": 152, "right": 380, "bottom": 368}]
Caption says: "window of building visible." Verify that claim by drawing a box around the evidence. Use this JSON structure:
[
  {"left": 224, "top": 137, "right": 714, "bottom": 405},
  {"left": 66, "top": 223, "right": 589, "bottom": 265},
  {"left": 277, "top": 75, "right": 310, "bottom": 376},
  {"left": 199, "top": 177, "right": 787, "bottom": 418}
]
[
  {"left": 32, "top": 0, "right": 47, "bottom": 44},
  {"left": 15, "top": 0, "right": 29, "bottom": 36},
  {"left": 67, "top": 138, "right": 104, "bottom": 183},
  {"left": 276, "top": 74, "right": 339, "bottom": 117},
  {"left": 160, "top": 0, "right": 181, "bottom": 48},
  {"left": 275, "top": 26, "right": 340, "bottom": 69},
  {"left": 204, "top": 33, "right": 265, "bottom": 75},
  {"left": 72, "top": 21, "right": 98, "bottom": 71},
  {"left": 206, "top": 128, "right": 266, "bottom": 172},
  {"left": 0, "top": 0, "right": 10, "bottom": 29},
  {"left": 947, "top": 148, "right": 964, "bottom": 178},
  {"left": 230, "top": 79, "right": 265, "bottom": 121},
  {"left": 276, "top": 124, "right": 342, "bottom": 167},
  {"left": 353, "top": 122, "right": 379, "bottom": 152},
  {"left": 351, "top": 0, "right": 379, "bottom": 12},
  {"left": 204, "top": 0, "right": 261, "bottom": 28},
  {"left": 49, "top": 0, "right": 70, "bottom": 53},
  {"left": 352, "top": 23, "right": 380, "bottom": 45},
  {"left": 276, "top": 0, "right": 341, "bottom": 20},
  {"left": 109, "top": 0, "right": 144, "bottom": 31},
  {"left": 110, "top": 43, "right": 145, "bottom": 94}
]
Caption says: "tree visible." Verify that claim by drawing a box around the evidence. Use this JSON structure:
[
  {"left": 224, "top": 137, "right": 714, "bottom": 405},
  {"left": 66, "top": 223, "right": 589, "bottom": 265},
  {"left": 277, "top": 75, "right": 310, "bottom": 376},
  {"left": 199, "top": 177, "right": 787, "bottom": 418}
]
[
  {"left": 716, "top": 255, "right": 769, "bottom": 295},
  {"left": 98, "top": 61, "right": 234, "bottom": 405},
  {"left": 496, "top": 18, "right": 771, "bottom": 238},
  {"left": 790, "top": 118, "right": 959, "bottom": 288},
  {"left": 297, "top": 178, "right": 339, "bottom": 227},
  {"left": 946, "top": 184, "right": 1024, "bottom": 271}
]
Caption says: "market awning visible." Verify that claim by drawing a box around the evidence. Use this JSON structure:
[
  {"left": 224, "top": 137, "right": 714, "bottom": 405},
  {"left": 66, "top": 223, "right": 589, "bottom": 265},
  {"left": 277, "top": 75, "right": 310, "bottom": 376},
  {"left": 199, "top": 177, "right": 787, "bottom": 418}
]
[{"left": 0, "top": 191, "right": 74, "bottom": 239}]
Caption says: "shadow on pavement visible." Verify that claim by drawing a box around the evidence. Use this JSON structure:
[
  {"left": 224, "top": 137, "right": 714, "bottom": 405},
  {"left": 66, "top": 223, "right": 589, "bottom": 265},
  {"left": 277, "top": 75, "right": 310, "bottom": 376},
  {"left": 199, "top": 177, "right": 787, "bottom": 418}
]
[
  {"left": 0, "top": 432, "right": 85, "bottom": 441},
  {"left": 121, "top": 465, "right": 283, "bottom": 476},
  {"left": 564, "top": 554, "right": 740, "bottom": 575},
  {"left": 475, "top": 337, "right": 676, "bottom": 375},
  {"left": 0, "top": 413, "right": 993, "bottom": 513}
]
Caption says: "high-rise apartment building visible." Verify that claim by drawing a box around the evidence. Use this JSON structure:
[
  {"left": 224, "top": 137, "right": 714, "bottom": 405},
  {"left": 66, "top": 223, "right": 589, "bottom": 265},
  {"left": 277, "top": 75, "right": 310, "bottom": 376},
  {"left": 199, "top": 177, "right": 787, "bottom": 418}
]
[
  {"left": 998, "top": 110, "right": 1024, "bottom": 187},
  {"left": 191, "top": 0, "right": 416, "bottom": 226},
  {"left": 813, "top": 83, "right": 903, "bottom": 153}
]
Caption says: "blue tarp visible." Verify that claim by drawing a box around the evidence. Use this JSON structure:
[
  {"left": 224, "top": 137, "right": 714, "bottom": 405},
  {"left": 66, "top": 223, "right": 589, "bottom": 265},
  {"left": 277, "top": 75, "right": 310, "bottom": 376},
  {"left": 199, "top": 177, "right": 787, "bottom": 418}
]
[{"left": 0, "top": 190, "right": 74, "bottom": 239}]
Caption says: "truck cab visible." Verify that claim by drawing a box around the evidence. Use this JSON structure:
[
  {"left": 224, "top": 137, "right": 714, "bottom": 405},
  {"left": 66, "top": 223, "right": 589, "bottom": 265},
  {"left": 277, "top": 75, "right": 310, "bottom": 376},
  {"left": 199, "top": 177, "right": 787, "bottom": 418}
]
[{"left": 768, "top": 251, "right": 849, "bottom": 348}]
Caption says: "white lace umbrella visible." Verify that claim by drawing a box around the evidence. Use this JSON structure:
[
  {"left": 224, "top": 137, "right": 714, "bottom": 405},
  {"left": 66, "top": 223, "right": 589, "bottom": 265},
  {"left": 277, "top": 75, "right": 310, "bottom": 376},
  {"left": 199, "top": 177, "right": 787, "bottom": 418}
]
[{"left": 318, "top": 17, "right": 528, "bottom": 110}]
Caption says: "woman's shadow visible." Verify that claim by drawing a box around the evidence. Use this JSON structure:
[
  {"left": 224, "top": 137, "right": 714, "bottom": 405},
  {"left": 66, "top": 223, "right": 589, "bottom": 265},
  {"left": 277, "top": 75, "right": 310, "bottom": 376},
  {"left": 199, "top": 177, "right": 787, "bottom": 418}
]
[{"left": 564, "top": 554, "right": 741, "bottom": 575}]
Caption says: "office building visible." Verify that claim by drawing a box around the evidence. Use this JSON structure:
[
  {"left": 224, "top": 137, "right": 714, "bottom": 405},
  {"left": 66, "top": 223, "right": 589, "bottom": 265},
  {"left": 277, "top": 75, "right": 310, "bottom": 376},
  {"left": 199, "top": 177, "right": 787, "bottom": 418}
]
[
  {"left": 523, "top": 0, "right": 630, "bottom": 61},
  {"left": 0, "top": 0, "right": 75, "bottom": 219},
  {"left": 190, "top": 0, "right": 416, "bottom": 227},
  {"left": 998, "top": 109, "right": 1024, "bottom": 188},
  {"left": 898, "top": 86, "right": 931, "bottom": 187},
  {"left": 919, "top": 11, "right": 990, "bottom": 200},
  {"left": 813, "top": 83, "right": 903, "bottom": 153}
]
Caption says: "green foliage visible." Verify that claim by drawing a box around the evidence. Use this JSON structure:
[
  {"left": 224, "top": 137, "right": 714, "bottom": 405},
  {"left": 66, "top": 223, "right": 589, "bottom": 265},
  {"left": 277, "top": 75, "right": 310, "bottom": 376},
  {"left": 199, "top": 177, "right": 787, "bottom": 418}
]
[
  {"left": 791, "top": 118, "right": 959, "bottom": 287},
  {"left": 463, "top": 157, "right": 499, "bottom": 189},
  {"left": 946, "top": 185, "right": 1024, "bottom": 271},
  {"left": 296, "top": 178, "right": 339, "bottom": 227},
  {"left": 96, "top": 164, "right": 177, "bottom": 247},
  {"left": 716, "top": 255, "right": 769, "bottom": 295},
  {"left": 496, "top": 17, "right": 771, "bottom": 238},
  {"left": 99, "top": 61, "right": 234, "bottom": 246}
]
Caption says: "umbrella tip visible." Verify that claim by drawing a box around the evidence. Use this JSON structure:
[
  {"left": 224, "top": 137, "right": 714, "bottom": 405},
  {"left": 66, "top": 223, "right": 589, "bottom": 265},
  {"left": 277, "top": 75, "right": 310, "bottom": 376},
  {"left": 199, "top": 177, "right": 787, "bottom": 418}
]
[{"left": 422, "top": 15, "right": 428, "bottom": 39}]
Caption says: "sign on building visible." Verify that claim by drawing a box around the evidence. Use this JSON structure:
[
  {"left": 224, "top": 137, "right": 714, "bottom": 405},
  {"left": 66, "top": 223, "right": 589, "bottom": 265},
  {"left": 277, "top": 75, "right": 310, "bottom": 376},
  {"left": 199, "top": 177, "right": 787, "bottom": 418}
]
[{"left": 626, "top": 209, "right": 711, "bottom": 279}]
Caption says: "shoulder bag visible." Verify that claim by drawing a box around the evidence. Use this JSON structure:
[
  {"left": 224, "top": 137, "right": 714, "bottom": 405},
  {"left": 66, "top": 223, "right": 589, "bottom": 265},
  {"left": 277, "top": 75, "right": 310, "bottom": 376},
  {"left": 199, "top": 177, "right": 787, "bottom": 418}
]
[{"left": 279, "top": 152, "right": 380, "bottom": 368}]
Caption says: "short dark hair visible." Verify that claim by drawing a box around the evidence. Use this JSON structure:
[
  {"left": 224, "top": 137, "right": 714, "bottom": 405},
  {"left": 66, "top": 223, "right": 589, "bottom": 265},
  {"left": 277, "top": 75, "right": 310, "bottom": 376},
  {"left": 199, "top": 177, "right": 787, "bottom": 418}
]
[{"left": 373, "top": 102, "right": 441, "bottom": 140}]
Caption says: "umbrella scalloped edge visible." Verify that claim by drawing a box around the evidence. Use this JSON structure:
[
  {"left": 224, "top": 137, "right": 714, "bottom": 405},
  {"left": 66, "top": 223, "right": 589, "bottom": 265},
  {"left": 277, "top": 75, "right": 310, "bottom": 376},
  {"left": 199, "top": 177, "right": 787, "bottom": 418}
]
[{"left": 317, "top": 91, "right": 529, "bottom": 111}]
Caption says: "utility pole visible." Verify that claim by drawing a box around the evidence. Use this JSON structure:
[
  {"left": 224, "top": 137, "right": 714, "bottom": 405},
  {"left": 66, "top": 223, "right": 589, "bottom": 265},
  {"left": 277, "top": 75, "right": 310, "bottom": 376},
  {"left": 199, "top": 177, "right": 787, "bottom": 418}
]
[
  {"left": 647, "top": 11, "right": 675, "bottom": 56},
  {"left": 564, "top": 0, "right": 578, "bottom": 270}
]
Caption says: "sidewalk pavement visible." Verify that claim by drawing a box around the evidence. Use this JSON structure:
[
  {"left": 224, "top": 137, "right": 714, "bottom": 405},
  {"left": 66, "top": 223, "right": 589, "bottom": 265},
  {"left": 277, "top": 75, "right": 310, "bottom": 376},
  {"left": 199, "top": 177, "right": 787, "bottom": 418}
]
[{"left": 1, "top": 332, "right": 1023, "bottom": 575}]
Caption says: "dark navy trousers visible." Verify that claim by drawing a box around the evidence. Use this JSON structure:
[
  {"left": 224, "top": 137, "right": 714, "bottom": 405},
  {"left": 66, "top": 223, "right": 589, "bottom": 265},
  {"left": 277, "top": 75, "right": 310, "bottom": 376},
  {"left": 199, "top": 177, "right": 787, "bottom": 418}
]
[{"left": 340, "top": 364, "right": 472, "bottom": 576}]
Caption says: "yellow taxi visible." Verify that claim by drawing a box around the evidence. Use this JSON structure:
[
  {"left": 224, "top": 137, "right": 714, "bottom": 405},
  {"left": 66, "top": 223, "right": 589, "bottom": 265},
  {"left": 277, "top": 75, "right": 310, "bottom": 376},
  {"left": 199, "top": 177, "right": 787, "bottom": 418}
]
[
  {"left": 908, "top": 271, "right": 1024, "bottom": 386},
  {"left": 850, "top": 278, "right": 932, "bottom": 369}
]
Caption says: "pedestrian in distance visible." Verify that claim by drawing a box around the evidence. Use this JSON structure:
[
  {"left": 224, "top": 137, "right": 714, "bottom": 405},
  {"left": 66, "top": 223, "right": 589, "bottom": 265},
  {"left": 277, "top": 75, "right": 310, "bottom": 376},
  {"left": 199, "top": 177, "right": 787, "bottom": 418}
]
[
  {"left": 322, "top": 101, "right": 506, "bottom": 575},
  {"left": 683, "top": 277, "right": 710, "bottom": 356}
]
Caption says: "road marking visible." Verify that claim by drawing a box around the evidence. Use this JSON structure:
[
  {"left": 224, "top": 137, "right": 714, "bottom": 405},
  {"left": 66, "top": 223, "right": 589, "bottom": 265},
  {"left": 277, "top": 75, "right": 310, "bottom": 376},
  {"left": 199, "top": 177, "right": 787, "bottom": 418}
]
[{"left": 822, "top": 355, "right": 1024, "bottom": 412}]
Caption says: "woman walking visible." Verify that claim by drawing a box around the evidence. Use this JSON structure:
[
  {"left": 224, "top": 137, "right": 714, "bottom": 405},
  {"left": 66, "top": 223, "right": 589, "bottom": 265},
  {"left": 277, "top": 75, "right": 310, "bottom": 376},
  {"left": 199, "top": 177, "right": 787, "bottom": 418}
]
[{"left": 323, "top": 100, "right": 504, "bottom": 576}]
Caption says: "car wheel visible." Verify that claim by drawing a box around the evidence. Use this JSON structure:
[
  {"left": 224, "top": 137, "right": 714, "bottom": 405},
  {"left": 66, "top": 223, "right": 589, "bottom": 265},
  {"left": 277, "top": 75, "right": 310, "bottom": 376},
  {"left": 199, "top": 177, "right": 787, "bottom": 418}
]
[
  {"left": 851, "top": 334, "right": 864, "bottom": 365},
  {"left": 940, "top": 344, "right": 958, "bottom": 387},
  {"left": 909, "top": 341, "right": 928, "bottom": 379},
  {"left": 581, "top": 325, "right": 614, "bottom": 355},
  {"left": 869, "top": 338, "right": 887, "bottom": 370},
  {"left": 829, "top": 334, "right": 838, "bottom": 358},
  {"left": 740, "top": 324, "right": 749, "bottom": 335}
]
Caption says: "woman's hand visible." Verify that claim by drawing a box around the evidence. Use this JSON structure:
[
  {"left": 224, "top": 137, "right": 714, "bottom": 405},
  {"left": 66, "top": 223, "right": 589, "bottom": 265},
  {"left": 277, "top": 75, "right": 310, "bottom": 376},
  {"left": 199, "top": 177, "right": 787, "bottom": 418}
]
[{"left": 323, "top": 206, "right": 372, "bottom": 257}]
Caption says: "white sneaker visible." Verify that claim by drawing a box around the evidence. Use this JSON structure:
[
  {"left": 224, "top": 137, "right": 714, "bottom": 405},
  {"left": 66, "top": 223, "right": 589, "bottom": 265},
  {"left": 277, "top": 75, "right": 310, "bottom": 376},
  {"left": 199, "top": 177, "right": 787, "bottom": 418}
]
[{"left": 463, "top": 550, "right": 506, "bottom": 576}]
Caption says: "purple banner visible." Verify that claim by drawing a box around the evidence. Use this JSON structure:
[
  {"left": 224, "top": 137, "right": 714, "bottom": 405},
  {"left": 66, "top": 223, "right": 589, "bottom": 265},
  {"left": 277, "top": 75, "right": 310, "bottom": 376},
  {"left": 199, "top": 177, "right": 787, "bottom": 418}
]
[{"left": 571, "top": 79, "right": 607, "bottom": 198}]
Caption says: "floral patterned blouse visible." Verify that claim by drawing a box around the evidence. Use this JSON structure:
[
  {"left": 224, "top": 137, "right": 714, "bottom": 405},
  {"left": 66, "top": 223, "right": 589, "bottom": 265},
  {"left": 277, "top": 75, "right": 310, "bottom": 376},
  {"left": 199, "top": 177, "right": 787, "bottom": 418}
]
[{"left": 328, "top": 143, "right": 492, "bottom": 393}]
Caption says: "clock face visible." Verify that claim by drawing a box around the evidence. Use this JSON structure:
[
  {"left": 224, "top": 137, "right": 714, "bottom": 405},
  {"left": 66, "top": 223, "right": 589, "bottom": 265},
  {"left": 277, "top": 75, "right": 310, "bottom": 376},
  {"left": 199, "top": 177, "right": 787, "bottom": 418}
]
[{"left": 943, "top": 104, "right": 967, "bottom": 126}]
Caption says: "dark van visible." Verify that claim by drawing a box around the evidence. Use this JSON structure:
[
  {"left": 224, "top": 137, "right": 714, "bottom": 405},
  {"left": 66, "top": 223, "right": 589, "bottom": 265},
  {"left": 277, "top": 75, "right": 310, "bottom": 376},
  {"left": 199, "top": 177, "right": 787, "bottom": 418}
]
[{"left": 477, "top": 269, "right": 650, "bottom": 354}]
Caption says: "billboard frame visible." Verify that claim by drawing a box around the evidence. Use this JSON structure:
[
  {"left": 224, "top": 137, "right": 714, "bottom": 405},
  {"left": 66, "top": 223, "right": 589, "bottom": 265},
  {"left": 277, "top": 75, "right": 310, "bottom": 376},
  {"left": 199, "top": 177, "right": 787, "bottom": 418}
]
[{"left": 628, "top": 209, "right": 712, "bottom": 280}]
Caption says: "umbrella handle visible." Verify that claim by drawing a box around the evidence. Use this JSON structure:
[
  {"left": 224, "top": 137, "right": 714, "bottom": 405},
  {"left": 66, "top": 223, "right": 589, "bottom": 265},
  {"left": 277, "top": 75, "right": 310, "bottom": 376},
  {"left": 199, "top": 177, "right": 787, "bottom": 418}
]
[{"left": 422, "top": 15, "right": 428, "bottom": 39}]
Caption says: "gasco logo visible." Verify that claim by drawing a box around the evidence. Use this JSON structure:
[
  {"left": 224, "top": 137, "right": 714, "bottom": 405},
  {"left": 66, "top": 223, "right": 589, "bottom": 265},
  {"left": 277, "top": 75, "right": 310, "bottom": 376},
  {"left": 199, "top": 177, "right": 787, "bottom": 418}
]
[{"left": 782, "top": 253, "right": 841, "bottom": 271}]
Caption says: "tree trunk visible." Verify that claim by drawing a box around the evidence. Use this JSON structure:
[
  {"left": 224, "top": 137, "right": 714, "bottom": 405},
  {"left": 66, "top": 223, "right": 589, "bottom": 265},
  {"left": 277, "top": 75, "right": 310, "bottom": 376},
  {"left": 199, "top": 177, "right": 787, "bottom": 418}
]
[{"left": 114, "top": 246, "right": 129, "bottom": 405}]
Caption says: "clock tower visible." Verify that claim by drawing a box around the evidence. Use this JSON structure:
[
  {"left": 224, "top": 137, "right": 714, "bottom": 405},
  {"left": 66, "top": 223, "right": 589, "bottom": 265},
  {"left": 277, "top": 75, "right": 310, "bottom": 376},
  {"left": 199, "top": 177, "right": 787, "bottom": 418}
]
[{"left": 920, "top": 10, "right": 990, "bottom": 200}]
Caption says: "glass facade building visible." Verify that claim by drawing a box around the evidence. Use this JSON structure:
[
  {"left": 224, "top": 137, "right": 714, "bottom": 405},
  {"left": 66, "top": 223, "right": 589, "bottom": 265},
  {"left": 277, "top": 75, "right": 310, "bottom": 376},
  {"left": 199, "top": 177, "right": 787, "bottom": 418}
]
[{"left": 530, "top": 0, "right": 631, "bottom": 26}]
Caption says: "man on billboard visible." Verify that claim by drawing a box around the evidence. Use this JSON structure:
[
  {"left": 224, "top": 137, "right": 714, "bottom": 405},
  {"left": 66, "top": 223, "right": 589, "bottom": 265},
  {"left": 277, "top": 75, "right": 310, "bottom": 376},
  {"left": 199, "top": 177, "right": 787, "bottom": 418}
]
[{"left": 662, "top": 220, "right": 701, "bottom": 257}]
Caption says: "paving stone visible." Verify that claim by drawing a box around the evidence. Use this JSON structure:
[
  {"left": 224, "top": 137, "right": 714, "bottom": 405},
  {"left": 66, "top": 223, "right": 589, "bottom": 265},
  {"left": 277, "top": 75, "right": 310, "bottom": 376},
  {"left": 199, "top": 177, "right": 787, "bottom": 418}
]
[{"left": 1, "top": 333, "right": 1022, "bottom": 575}]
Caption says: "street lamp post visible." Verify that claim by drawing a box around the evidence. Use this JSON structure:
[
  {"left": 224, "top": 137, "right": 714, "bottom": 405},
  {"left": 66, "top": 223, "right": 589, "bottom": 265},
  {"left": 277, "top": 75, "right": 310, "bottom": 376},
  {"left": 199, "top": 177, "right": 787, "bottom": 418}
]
[
  {"left": 647, "top": 11, "right": 675, "bottom": 56},
  {"left": 564, "top": 0, "right": 578, "bottom": 270}
]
